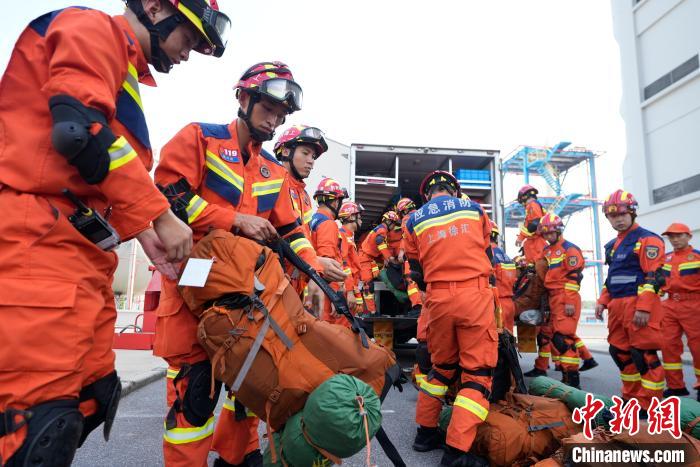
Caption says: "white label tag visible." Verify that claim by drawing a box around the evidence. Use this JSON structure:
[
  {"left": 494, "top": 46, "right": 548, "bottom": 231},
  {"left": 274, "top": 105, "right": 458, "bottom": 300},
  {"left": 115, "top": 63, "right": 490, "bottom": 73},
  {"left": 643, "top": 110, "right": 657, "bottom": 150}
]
[{"left": 178, "top": 258, "right": 214, "bottom": 287}]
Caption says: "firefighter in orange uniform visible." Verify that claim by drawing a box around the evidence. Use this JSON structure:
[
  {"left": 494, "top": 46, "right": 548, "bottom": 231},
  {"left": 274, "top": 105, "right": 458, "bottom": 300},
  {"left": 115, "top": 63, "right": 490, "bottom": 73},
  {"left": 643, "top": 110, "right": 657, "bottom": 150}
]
[
  {"left": 154, "top": 62, "right": 344, "bottom": 467},
  {"left": 407, "top": 171, "right": 495, "bottom": 467},
  {"left": 359, "top": 211, "right": 401, "bottom": 314},
  {"left": 397, "top": 198, "right": 424, "bottom": 318},
  {"left": 515, "top": 184, "right": 548, "bottom": 263},
  {"left": 338, "top": 201, "right": 366, "bottom": 313},
  {"left": 309, "top": 178, "right": 350, "bottom": 325},
  {"left": 595, "top": 190, "right": 666, "bottom": 411},
  {"left": 0, "top": 1, "right": 229, "bottom": 464},
  {"left": 490, "top": 221, "right": 517, "bottom": 333},
  {"left": 659, "top": 223, "right": 700, "bottom": 400},
  {"left": 273, "top": 125, "right": 329, "bottom": 297}
]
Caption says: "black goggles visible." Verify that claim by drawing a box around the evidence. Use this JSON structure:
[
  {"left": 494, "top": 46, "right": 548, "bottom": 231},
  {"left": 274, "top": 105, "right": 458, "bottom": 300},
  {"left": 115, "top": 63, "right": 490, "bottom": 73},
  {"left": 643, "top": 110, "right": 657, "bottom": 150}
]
[
  {"left": 259, "top": 78, "right": 303, "bottom": 112},
  {"left": 195, "top": 6, "right": 231, "bottom": 58},
  {"left": 296, "top": 127, "right": 328, "bottom": 155}
]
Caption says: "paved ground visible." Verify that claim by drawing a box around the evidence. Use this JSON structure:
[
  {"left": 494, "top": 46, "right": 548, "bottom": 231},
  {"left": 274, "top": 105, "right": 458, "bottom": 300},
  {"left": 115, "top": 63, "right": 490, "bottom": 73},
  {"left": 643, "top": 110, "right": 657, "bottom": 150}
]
[{"left": 75, "top": 348, "right": 700, "bottom": 466}]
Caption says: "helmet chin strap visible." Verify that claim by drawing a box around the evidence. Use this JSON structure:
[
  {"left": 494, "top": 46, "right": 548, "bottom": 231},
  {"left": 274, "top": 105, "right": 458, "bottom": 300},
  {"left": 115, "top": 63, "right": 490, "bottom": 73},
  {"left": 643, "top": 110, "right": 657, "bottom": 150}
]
[
  {"left": 238, "top": 94, "right": 275, "bottom": 142},
  {"left": 280, "top": 146, "right": 304, "bottom": 181},
  {"left": 128, "top": 0, "right": 182, "bottom": 73}
]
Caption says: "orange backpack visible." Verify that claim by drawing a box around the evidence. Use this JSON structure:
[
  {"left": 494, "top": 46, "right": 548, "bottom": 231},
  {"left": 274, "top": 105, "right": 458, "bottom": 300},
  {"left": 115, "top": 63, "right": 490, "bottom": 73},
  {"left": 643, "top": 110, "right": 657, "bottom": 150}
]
[{"left": 179, "top": 230, "right": 398, "bottom": 430}]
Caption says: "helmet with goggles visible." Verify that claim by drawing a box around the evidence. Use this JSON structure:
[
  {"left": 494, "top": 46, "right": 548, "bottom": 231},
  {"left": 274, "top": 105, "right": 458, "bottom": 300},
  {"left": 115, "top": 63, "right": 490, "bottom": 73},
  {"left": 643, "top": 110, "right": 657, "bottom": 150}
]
[
  {"left": 419, "top": 171, "right": 461, "bottom": 200},
  {"left": 274, "top": 125, "right": 328, "bottom": 160}
]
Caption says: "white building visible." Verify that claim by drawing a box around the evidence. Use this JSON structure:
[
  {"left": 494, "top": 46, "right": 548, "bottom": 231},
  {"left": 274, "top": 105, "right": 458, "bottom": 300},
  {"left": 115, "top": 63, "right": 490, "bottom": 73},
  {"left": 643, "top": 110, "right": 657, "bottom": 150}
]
[
  {"left": 611, "top": 0, "right": 700, "bottom": 239},
  {"left": 303, "top": 137, "right": 351, "bottom": 201}
]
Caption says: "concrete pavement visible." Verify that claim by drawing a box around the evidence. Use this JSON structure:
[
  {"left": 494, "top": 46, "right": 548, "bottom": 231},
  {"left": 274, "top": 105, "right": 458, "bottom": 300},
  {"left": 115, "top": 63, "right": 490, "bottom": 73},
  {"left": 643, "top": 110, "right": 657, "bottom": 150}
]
[{"left": 116, "top": 349, "right": 167, "bottom": 398}]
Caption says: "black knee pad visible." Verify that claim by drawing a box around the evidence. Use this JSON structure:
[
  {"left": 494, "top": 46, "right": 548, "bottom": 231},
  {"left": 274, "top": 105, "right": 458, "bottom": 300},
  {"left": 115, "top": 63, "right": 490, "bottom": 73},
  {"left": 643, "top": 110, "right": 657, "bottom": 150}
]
[
  {"left": 609, "top": 345, "right": 632, "bottom": 371},
  {"left": 380, "top": 363, "right": 403, "bottom": 402},
  {"left": 6, "top": 400, "right": 84, "bottom": 467},
  {"left": 415, "top": 341, "right": 432, "bottom": 375},
  {"left": 78, "top": 371, "right": 121, "bottom": 446},
  {"left": 180, "top": 361, "right": 222, "bottom": 427},
  {"left": 552, "top": 333, "right": 572, "bottom": 354},
  {"left": 629, "top": 348, "right": 649, "bottom": 376},
  {"left": 536, "top": 333, "right": 550, "bottom": 348}
]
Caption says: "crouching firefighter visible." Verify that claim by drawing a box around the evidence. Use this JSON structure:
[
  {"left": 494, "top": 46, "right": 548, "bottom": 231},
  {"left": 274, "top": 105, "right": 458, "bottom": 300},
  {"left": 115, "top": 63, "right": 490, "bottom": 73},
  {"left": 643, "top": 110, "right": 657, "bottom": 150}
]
[
  {"left": 0, "top": 1, "right": 230, "bottom": 465},
  {"left": 406, "top": 171, "right": 497, "bottom": 467},
  {"left": 595, "top": 190, "right": 666, "bottom": 411}
]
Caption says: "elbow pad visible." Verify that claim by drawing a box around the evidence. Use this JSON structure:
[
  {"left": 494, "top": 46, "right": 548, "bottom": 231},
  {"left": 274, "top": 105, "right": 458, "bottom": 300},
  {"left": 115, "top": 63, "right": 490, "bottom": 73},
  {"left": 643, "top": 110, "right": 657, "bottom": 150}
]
[
  {"left": 408, "top": 258, "right": 426, "bottom": 291},
  {"left": 527, "top": 218, "right": 540, "bottom": 233},
  {"left": 49, "top": 94, "right": 116, "bottom": 184}
]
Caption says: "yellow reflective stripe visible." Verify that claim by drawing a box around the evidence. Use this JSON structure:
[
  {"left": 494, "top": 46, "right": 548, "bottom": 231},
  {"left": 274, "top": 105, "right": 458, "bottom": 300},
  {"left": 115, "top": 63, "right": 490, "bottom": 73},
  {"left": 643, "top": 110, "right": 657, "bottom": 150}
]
[
  {"left": 205, "top": 151, "right": 244, "bottom": 191},
  {"left": 186, "top": 195, "right": 208, "bottom": 224},
  {"left": 120, "top": 62, "right": 143, "bottom": 111},
  {"left": 620, "top": 372, "right": 641, "bottom": 382},
  {"left": 108, "top": 136, "right": 138, "bottom": 170},
  {"left": 303, "top": 209, "right": 313, "bottom": 225},
  {"left": 290, "top": 237, "right": 313, "bottom": 254},
  {"left": 163, "top": 416, "right": 215, "bottom": 444},
  {"left": 538, "top": 352, "right": 551, "bottom": 358},
  {"left": 552, "top": 355, "right": 560, "bottom": 361},
  {"left": 343, "top": 267, "right": 352, "bottom": 275},
  {"left": 222, "top": 395, "right": 256, "bottom": 418},
  {"left": 634, "top": 241, "right": 642, "bottom": 253},
  {"left": 637, "top": 284, "right": 656, "bottom": 295},
  {"left": 501, "top": 263, "right": 516, "bottom": 270},
  {"left": 166, "top": 368, "right": 179, "bottom": 379},
  {"left": 454, "top": 395, "right": 488, "bottom": 421},
  {"left": 549, "top": 256, "right": 564, "bottom": 265},
  {"left": 407, "top": 286, "right": 419, "bottom": 296},
  {"left": 559, "top": 356, "right": 581, "bottom": 365},
  {"left": 520, "top": 224, "right": 533, "bottom": 237},
  {"left": 662, "top": 264, "right": 673, "bottom": 271},
  {"left": 419, "top": 380, "right": 448, "bottom": 397},
  {"left": 575, "top": 341, "right": 585, "bottom": 349},
  {"left": 377, "top": 243, "right": 388, "bottom": 251},
  {"left": 355, "top": 297, "right": 363, "bottom": 304},
  {"left": 663, "top": 362, "right": 683, "bottom": 371},
  {"left": 679, "top": 261, "right": 700, "bottom": 270},
  {"left": 414, "top": 210, "right": 480, "bottom": 236},
  {"left": 415, "top": 374, "right": 426, "bottom": 385},
  {"left": 695, "top": 367, "right": 700, "bottom": 376},
  {"left": 564, "top": 283, "right": 580, "bottom": 292},
  {"left": 371, "top": 266, "right": 379, "bottom": 272},
  {"left": 641, "top": 378, "right": 665, "bottom": 391},
  {"left": 252, "top": 179, "right": 284, "bottom": 196}
]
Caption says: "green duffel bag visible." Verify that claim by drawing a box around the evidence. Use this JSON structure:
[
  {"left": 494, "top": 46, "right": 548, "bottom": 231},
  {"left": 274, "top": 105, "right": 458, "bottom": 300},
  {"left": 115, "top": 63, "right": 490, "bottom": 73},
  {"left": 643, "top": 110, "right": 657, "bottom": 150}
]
[
  {"left": 379, "top": 267, "right": 408, "bottom": 303},
  {"left": 262, "top": 432, "right": 282, "bottom": 467},
  {"left": 439, "top": 405, "right": 452, "bottom": 432},
  {"left": 302, "top": 374, "right": 382, "bottom": 458},
  {"left": 279, "top": 412, "right": 331, "bottom": 467}
]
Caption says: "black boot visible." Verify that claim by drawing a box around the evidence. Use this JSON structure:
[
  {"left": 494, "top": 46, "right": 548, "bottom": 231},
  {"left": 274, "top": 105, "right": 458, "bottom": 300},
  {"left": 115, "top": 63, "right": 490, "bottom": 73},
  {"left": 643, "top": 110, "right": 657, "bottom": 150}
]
[
  {"left": 579, "top": 357, "right": 599, "bottom": 372},
  {"left": 412, "top": 425, "right": 444, "bottom": 452},
  {"left": 213, "top": 450, "right": 263, "bottom": 467},
  {"left": 439, "top": 446, "right": 489, "bottom": 467},
  {"left": 565, "top": 372, "right": 581, "bottom": 389},
  {"left": 663, "top": 387, "right": 689, "bottom": 397},
  {"left": 406, "top": 304, "right": 422, "bottom": 319},
  {"left": 524, "top": 367, "right": 547, "bottom": 377}
]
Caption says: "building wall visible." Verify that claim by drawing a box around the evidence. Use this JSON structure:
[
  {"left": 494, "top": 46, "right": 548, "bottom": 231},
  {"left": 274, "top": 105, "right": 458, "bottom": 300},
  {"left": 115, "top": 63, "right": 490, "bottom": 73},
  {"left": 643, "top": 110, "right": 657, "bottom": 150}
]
[{"left": 611, "top": 0, "right": 700, "bottom": 244}]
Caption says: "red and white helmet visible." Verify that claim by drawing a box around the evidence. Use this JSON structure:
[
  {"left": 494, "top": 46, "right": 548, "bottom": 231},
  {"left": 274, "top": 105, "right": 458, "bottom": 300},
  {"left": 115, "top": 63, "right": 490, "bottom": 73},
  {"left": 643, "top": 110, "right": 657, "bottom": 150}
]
[
  {"left": 382, "top": 211, "right": 400, "bottom": 224},
  {"left": 338, "top": 201, "right": 364, "bottom": 220},
  {"left": 273, "top": 125, "right": 328, "bottom": 159},
  {"left": 517, "top": 184, "right": 538, "bottom": 203},
  {"left": 395, "top": 197, "right": 416, "bottom": 215},
  {"left": 235, "top": 61, "right": 302, "bottom": 112},
  {"left": 538, "top": 213, "right": 564, "bottom": 234},
  {"left": 313, "top": 177, "right": 346, "bottom": 200},
  {"left": 602, "top": 189, "right": 638, "bottom": 215}
]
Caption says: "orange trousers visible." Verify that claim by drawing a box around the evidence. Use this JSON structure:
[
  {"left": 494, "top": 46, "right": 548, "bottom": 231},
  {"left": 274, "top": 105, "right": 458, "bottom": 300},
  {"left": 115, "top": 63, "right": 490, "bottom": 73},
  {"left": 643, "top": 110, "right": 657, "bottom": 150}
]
[
  {"left": 155, "top": 280, "right": 260, "bottom": 467},
  {"left": 607, "top": 296, "right": 665, "bottom": 410},
  {"left": 548, "top": 291, "right": 581, "bottom": 373},
  {"left": 523, "top": 235, "right": 548, "bottom": 263},
  {"left": 415, "top": 278, "right": 498, "bottom": 452},
  {"left": 359, "top": 257, "right": 380, "bottom": 313},
  {"left": 407, "top": 278, "right": 423, "bottom": 308},
  {"left": 534, "top": 322, "right": 555, "bottom": 371},
  {"left": 661, "top": 297, "right": 700, "bottom": 390},
  {"left": 499, "top": 296, "right": 515, "bottom": 333},
  {"left": 0, "top": 189, "right": 118, "bottom": 462}
]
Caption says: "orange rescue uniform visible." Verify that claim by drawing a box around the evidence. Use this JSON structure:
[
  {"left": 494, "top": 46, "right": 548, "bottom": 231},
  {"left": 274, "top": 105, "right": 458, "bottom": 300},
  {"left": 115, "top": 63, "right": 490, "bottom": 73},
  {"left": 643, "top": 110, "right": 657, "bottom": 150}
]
[
  {"left": 402, "top": 213, "right": 424, "bottom": 309},
  {"left": 660, "top": 245, "right": 700, "bottom": 390},
  {"left": 285, "top": 175, "right": 315, "bottom": 296},
  {"left": 340, "top": 226, "right": 364, "bottom": 311},
  {"left": 359, "top": 223, "right": 392, "bottom": 313},
  {"left": 0, "top": 8, "right": 169, "bottom": 462},
  {"left": 405, "top": 195, "right": 497, "bottom": 453},
  {"left": 154, "top": 120, "right": 320, "bottom": 467},
  {"left": 491, "top": 243, "right": 517, "bottom": 333},
  {"left": 517, "top": 198, "right": 548, "bottom": 263}
]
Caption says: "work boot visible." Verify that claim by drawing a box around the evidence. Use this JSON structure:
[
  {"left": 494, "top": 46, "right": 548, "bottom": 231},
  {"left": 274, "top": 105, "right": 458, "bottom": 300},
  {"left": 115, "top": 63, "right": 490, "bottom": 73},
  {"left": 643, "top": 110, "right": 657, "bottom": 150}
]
[
  {"left": 439, "top": 446, "right": 489, "bottom": 467},
  {"left": 412, "top": 425, "right": 444, "bottom": 452},
  {"left": 560, "top": 372, "right": 568, "bottom": 384},
  {"left": 213, "top": 450, "right": 263, "bottom": 467},
  {"left": 406, "top": 304, "right": 422, "bottom": 319},
  {"left": 565, "top": 372, "right": 581, "bottom": 389},
  {"left": 579, "top": 357, "right": 599, "bottom": 372},
  {"left": 663, "top": 387, "right": 690, "bottom": 398},
  {"left": 524, "top": 368, "right": 547, "bottom": 377}
]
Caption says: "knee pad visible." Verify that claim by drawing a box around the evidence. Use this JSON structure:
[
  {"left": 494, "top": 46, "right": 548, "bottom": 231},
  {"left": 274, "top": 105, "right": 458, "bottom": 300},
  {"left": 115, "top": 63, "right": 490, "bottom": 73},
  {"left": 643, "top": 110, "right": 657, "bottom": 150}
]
[
  {"left": 415, "top": 341, "right": 432, "bottom": 375},
  {"left": 536, "top": 333, "right": 550, "bottom": 348},
  {"left": 609, "top": 345, "right": 632, "bottom": 371},
  {"left": 78, "top": 371, "right": 121, "bottom": 446},
  {"left": 629, "top": 348, "right": 649, "bottom": 375},
  {"left": 168, "top": 361, "right": 222, "bottom": 429},
  {"left": 552, "top": 333, "right": 572, "bottom": 354},
  {"left": 6, "top": 400, "right": 84, "bottom": 467}
]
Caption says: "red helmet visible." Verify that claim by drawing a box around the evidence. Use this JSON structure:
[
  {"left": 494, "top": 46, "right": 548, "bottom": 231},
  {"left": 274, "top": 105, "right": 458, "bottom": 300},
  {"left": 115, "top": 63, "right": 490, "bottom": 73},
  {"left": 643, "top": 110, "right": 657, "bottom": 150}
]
[
  {"left": 235, "top": 61, "right": 303, "bottom": 112},
  {"left": 419, "top": 171, "right": 461, "bottom": 200},
  {"left": 313, "top": 177, "right": 346, "bottom": 200},
  {"left": 382, "top": 211, "right": 400, "bottom": 224},
  {"left": 490, "top": 220, "right": 501, "bottom": 236},
  {"left": 395, "top": 198, "right": 416, "bottom": 214},
  {"left": 338, "top": 201, "right": 363, "bottom": 219},
  {"left": 517, "top": 184, "right": 538, "bottom": 203},
  {"left": 538, "top": 213, "right": 564, "bottom": 234},
  {"left": 273, "top": 125, "right": 328, "bottom": 159},
  {"left": 602, "top": 189, "right": 638, "bottom": 215}
]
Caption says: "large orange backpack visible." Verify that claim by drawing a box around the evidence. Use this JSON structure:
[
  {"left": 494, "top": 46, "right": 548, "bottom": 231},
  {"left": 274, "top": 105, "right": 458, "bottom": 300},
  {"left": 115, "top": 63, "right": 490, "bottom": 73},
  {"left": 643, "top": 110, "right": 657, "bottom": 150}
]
[{"left": 179, "top": 230, "right": 398, "bottom": 430}]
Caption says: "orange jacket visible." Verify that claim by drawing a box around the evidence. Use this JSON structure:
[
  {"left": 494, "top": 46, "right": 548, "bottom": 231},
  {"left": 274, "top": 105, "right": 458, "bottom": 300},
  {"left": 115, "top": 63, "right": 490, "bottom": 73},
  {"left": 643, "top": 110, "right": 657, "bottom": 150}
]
[
  {"left": 661, "top": 245, "right": 700, "bottom": 294},
  {"left": 310, "top": 206, "right": 342, "bottom": 263},
  {"left": 491, "top": 242, "right": 517, "bottom": 298},
  {"left": 404, "top": 195, "right": 492, "bottom": 282},
  {"left": 517, "top": 198, "right": 545, "bottom": 242},
  {"left": 0, "top": 8, "right": 168, "bottom": 239},
  {"left": 597, "top": 224, "right": 665, "bottom": 311},
  {"left": 387, "top": 225, "right": 403, "bottom": 255},
  {"left": 543, "top": 237, "right": 584, "bottom": 299},
  {"left": 154, "top": 120, "right": 319, "bottom": 269},
  {"left": 360, "top": 223, "right": 392, "bottom": 261},
  {"left": 339, "top": 226, "right": 361, "bottom": 291}
]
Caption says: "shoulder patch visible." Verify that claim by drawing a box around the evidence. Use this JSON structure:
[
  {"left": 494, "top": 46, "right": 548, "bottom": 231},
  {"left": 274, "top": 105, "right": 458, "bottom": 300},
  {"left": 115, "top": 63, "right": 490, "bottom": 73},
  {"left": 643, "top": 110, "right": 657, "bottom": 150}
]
[
  {"left": 261, "top": 149, "right": 282, "bottom": 166},
  {"left": 645, "top": 245, "right": 660, "bottom": 260},
  {"left": 197, "top": 122, "right": 231, "bottom": 139},
  {"left": 568, "top": 256, "right": 579, "bottom": 267}
]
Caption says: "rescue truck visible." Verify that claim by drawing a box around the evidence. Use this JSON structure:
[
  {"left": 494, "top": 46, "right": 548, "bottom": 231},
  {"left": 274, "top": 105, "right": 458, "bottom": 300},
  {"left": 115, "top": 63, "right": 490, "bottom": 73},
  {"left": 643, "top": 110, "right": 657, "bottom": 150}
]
[{"left": 349, "top": 143, "right": 503, "bottom": 350}]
